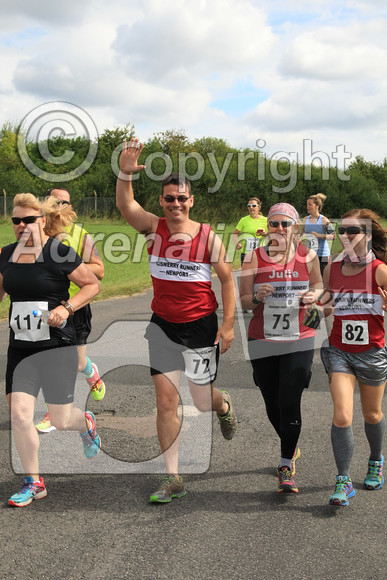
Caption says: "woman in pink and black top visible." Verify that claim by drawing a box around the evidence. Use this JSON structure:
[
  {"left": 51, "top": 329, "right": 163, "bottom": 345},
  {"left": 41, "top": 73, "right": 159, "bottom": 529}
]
[
  {"left": 240, "top": 203, "right": 322, "bottom": 494},
  {"left": 321, "top": 209, "right": 387, "bottom": 507}
]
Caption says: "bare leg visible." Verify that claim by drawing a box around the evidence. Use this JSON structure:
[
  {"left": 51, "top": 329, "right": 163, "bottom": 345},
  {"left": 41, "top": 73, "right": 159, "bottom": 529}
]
[
  {"left": 153, "top": 371, "right": 181, "bottom": 476},
  {"left": 8, "top": 392, "right": 39, "bottom": 480},
  {"left": 77, "top": 345, "right": 88, "bottom": 372},
  {"left": 189, "top": 381, "right": 228, "bottom": 414},
  {"left": 47, "top": 402, "right": 90, "bottom": 433}
]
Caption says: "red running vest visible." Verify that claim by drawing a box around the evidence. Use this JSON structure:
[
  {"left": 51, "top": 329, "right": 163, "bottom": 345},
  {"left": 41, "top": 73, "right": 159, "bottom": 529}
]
[
  {"left": 329, "top": 259, "right": 385, "bottom": 352},
  {"left": 248, "top": 244, "right": 315, "bottom": 342},
  {"left": 147, "top": 218, "right": 217, "bottom": 323}
]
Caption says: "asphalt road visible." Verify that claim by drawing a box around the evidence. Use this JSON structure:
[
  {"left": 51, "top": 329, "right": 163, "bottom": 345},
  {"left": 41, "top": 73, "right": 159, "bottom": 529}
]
[{"left": 0, "top": 278, "right": 386, "bottom": 579}]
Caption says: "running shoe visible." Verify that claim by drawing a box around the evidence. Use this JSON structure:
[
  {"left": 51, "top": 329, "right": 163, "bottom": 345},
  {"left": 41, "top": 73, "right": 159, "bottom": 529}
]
[
  {"left": 86, "top": 363, "right": 106, "bottom": 401},
  {"left": 291, "top": 447, "right": 301, "bottom": 476},
  {"left": 35, "top": 412, "right": 56, "bottom": 433},
  {"left": 363, "top": 456, "right": 384, "bottom": 490},
  {"left": 217, "top": 390, "right": 237, "bottom": 440},
  {"left": 277, "top": 466, "right": 299, "bottom": 493},
  {"left": 8, "top": 476, "right": 47, "bottom": 507},
  {"left": 329, "top": 475, "right": 356, "bottom": 506},
  {"left": 80, "top": 411, "right": 101, "bottom": 459},
  {"left": 149, "top": 475, "right": 186, "bottom": 503}
]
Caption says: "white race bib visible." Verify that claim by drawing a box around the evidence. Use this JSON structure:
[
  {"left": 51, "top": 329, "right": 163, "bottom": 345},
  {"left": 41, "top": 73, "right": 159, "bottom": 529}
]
[
  {"left": 341, "top": 320, "right": 369, "bottom": 345},
  {"left": 10, "top": 301, "right": 50, "bottom": 342},
  {"left": 263, "top": 304, "right": 300, "bottom": 341},
  {"left": 245, "top": 237, "right": 260, "bottom": 252},
  {"left": 183, "top": 346, "right": 217, "bottom": 385},
  {"left": 306, "top": 234, "right": 319, "bottom": 250}
]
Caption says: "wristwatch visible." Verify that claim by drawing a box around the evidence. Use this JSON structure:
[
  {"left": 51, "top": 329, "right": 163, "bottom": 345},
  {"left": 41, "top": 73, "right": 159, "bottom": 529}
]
[
  {"left": 252, "top": 292, "right": 263, "bottom": 305},
  {"left": 61, "top": 300, "right": 75, "bottom": 315}
]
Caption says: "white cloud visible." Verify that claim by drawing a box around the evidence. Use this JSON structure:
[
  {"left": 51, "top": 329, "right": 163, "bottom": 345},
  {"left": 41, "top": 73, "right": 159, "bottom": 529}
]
[
  {"left": 0, "top": 0, "right": 93, "bottom": 25},
  {"left": 0, "top": 0, "right": 386, "bottom": 165},
  {"left": 112, "top": 0, "right": 273, "bottom": 83}
]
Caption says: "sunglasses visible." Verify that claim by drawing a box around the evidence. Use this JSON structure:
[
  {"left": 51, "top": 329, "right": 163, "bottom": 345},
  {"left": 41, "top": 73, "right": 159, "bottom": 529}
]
[
  {"left": 247, "top": 203, "right": 258, "bottom": 208},
  {"left": 163, "top": 195, "right": 191, "bottom": 203},
  {"left": 269, "top": 220, "right": 293, "bottom": 228},
  {"left": 11, "top": 215, "right": 43, "bottom": 225},
  {"left": 338, "top": 226, "right": 365, "bottom": 235},
  {"left": 56, "top": 200, "right": 70, "bottom": 205}
]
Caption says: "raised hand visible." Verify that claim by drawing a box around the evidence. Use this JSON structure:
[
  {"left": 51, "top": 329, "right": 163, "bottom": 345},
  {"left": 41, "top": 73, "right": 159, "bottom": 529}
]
[{"left": 120, "top": 138, "right": 146, "bottom": 175}]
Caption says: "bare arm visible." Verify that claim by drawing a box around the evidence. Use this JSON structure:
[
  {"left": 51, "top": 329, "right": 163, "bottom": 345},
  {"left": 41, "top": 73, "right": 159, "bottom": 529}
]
[
  {"left": 232, "top": 228, "right": 242, "bottom": 250},
  {"left": 309, "top": 216, "right": 336, "bottom": 241},
  {"left": 81, "top": 234, "right": 104, "bottom": 280},
  {"left": 209, "top": 232, "right": 235, "bottom": 354},
  {"left": 0, "top": 272, "right": 6, "bottom": 302},
  {"left": 46, "top": 264, "right": 101, "bottom": 327},
  {"left": 301, "top": 250, "right": 323, "bottom": 303},
  {"left": 239, "top": 250, "right": 272, "bottom": 310},
  {"left": 376, "top": 263, "right": 387, "bottom": 311},
  {"left": 116, "top": 138, "right": 158, "bottom": 235}
]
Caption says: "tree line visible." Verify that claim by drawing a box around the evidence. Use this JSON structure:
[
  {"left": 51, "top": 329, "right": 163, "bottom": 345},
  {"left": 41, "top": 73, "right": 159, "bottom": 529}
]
[{"left": 0, "top": 122, "right": 386, "bottom": 222}]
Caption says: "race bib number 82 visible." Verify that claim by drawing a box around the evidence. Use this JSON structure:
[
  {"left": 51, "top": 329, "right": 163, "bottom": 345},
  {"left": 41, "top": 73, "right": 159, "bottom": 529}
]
[{"left": 341, "top": 320, "right": 369, "bottom": 345}]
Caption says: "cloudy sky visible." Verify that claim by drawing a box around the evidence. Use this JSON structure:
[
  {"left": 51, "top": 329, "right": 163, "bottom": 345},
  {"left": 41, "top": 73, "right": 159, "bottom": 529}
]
[{"left": 1, "top": 0, "right": 387, "bottom": 167}]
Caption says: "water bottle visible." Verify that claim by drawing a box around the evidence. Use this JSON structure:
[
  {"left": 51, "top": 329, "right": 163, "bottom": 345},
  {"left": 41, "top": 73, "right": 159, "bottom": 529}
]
[{"left": 32, "top": 309, "right": 67, "bottom": 329}]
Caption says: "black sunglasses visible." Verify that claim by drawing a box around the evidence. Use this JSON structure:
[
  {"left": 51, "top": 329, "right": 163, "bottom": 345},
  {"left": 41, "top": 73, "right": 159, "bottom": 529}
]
[
  {"left": 269, "top": 220, "right": 293, "bottom": 228},
  {"left": 338, "top": 226, "right": 365, "bottom": 235},
  {"left": 11, "top": 215, "right": 43, "bottom": 225},
  {"left": 56, "top": 200, "right": 71, "bottom": 205},
  {"left": 163, "top": 195, "right": 191, "bottom": 203}
]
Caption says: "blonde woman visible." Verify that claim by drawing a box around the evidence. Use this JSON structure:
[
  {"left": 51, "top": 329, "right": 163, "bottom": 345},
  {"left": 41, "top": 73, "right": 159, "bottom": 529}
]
[
  {"left": 0, "top": 193, "right": 101, "bottom": 507},
  {"left": 302, "top": 193, "right": 335, "bottom": 275}
]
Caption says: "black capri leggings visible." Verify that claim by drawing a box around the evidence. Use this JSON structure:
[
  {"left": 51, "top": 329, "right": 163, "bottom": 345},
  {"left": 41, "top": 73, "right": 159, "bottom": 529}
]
[{"left": 250, "top": 349, "right": 314, "bottom": 459}]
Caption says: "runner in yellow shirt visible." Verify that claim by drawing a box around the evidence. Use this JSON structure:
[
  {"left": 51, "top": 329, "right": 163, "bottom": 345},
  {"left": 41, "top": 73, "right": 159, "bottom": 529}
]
[{"left": 233, "top": 197, "right": 267, "bottom": 266}]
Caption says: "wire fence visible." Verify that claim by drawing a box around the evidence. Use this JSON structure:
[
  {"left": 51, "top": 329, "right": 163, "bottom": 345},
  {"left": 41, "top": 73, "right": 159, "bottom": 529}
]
[{"left": 1, "top": 192, "right": 120, "bottom": 219}]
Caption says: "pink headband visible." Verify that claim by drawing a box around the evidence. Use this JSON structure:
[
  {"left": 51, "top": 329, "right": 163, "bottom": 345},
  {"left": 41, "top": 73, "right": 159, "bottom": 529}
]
[{"left": 268, "top": 203, "right": 299, "bottom": 223}]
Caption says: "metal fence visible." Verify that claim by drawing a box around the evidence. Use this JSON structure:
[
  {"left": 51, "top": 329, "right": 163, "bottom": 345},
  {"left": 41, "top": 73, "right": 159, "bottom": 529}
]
[{"left": 1, "top": 192, "right": 120, "bottom": 219}]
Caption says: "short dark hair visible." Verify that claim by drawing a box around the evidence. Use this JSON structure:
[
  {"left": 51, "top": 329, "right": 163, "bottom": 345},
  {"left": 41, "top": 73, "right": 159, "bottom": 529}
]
[
  {"left": 161, "top": 173, "right": 191, "bottom": 195},
  {"left": 46, "top": 187, "right": 71, "bottom": 197}
]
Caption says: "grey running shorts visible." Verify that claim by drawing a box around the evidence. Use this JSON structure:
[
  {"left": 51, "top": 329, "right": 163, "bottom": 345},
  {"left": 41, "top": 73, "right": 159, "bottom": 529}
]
[{"left": 320, "top": 342, "right": 387, "bottom": 387}]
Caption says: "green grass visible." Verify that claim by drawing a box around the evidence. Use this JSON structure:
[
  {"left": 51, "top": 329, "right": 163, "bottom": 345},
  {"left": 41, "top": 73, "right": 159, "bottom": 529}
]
[
  {"left": 0, "top": 219, "right": 240, "bottom": 320},
  {"left": 1, "top": 217, "right": 386, "bottom": 321}
]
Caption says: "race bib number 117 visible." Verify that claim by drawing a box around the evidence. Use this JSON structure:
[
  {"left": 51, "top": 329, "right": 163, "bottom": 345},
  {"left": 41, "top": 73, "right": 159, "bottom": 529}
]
[{"left": 10, "top": 301, "right": 50, "bottom": 342}]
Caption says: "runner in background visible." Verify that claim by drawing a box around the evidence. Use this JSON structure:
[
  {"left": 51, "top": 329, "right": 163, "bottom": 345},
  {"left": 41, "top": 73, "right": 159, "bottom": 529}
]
[
  {"left": 301, "top": 193, "right": 335, "bottom": 276},
  {"left": 35, "top": 188, "right": 105, "bottom": 433},
  {"left": 233, "top": 197, "right": 267, "bottom": 266},
  {"left": 321, "top": 209, "right": 387, "bottom": 507}
]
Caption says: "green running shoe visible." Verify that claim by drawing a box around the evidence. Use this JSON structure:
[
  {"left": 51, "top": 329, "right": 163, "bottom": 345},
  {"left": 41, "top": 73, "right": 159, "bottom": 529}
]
[
  {"left": 149, "top": 475, "right": 187, "bottom": 503},
  {"left": 291, "top": 447, "right": 301, "bottom": 476},
  {"left": 86, "top": 363, "right": 106, "bottom": 401},
  {"left": 217, "top": 390, "right": 237, "bottom": 440}
]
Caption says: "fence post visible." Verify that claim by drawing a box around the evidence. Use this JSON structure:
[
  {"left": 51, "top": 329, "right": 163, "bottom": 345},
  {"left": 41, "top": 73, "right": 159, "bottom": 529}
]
[
  {"left": 3, "top": 189, "right": 6, "bottom": 217},
  {"left": 93, "top": 190, "right": 97, "bottom": 215}
]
